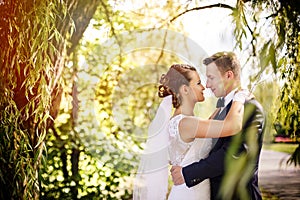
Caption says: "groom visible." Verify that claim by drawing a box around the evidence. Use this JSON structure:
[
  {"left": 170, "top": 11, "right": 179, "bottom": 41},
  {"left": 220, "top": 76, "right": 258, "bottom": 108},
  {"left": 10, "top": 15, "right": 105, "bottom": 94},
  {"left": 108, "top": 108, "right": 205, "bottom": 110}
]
[{"left": 171, "top": 51, "right": 265, "bottom": 200}]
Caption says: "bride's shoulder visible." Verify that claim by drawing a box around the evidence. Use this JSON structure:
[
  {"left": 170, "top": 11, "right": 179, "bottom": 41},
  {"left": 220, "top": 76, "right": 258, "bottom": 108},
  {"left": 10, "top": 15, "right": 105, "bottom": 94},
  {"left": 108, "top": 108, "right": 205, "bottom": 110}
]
[
  {"left": 169, "top": 114, "right": 185, "bottom": 126},
  {"left": 168, "top": 114, "right": 185, "bottom": 136}
]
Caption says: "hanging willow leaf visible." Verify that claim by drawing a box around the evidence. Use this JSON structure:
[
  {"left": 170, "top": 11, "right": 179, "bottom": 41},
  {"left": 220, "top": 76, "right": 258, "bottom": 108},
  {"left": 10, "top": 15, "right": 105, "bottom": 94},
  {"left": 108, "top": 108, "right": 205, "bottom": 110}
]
[
  {"left": 0, "top": 0, "right": 71, "bottom": 198},
  {"left": 259, "top": 41, "right": 271, "bottom": 71},
  {"left": 269, "top": 42, "right": 277, "bottom": 73},
  {"left": 287, "top": 145, "right": 300, "bottom": 166}
]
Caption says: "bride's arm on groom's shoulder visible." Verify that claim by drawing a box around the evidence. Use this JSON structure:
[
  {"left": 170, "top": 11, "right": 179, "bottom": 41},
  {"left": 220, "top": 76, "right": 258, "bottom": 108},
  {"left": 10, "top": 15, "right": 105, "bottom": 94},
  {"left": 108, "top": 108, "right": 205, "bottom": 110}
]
[
  {"left": 178, "top": 90, "right": 253, "bottom": 139},
  {"left": 179, "top": 101, "right": 244, "bottom": 139}
]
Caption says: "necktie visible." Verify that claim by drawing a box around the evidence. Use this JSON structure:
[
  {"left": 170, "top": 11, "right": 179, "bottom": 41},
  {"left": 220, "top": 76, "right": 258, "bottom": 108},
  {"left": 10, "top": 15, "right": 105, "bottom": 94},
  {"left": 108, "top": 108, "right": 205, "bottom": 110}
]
[{"left": 216, "top": 97, "right": 225, "bottom": 108}]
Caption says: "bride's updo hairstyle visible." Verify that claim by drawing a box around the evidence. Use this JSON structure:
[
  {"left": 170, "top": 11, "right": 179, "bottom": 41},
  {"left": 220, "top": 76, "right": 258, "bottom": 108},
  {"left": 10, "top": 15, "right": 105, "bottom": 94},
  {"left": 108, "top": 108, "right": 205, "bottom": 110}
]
[{"left": 158, "top": 64, "right": 197, "bottom": 108}]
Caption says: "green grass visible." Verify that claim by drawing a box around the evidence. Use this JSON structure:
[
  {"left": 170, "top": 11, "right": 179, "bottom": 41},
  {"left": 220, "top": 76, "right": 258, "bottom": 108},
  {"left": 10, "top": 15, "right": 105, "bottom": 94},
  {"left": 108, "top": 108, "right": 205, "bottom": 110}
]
[
  {"left": 263, "top": 143, "right": 299, "bottom": 154},
  {"left": 261, "top": 188, "right": 280, "bottom": 200}
]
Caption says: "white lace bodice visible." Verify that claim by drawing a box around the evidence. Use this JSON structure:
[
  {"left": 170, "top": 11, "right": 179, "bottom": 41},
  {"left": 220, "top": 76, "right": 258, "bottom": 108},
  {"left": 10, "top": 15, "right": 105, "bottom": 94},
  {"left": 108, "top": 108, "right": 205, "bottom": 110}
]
[{"left": 168, "top": 114, "right": 212, "bottom": 167}]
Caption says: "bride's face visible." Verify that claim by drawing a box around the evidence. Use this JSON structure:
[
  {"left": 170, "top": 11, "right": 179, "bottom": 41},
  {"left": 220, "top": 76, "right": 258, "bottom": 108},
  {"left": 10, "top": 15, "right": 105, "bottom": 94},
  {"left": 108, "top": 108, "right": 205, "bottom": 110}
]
[{"left": 188, "top": 71, "right": 205, "bottom": 102}]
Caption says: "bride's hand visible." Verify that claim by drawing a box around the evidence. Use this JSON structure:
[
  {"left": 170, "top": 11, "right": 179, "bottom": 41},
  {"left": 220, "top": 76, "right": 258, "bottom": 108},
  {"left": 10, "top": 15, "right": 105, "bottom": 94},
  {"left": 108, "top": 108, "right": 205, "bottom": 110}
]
[{"left": 233, "top": 89, "right": 255, "bottom": 104}]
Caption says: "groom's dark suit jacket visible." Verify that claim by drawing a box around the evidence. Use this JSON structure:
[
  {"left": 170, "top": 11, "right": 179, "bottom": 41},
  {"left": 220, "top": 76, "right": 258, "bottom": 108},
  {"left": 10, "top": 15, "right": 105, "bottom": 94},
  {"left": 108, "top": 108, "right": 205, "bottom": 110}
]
[{"left": 182, "top": 99, "right": 265, "bottom": 200}]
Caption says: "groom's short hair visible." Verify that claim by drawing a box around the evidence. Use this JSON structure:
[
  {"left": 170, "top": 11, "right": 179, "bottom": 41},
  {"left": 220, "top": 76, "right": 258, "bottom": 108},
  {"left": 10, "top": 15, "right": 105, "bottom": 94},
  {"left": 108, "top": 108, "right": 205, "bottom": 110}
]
[{"left": 203, "top": 51, "right": 241, "bottom": 80}]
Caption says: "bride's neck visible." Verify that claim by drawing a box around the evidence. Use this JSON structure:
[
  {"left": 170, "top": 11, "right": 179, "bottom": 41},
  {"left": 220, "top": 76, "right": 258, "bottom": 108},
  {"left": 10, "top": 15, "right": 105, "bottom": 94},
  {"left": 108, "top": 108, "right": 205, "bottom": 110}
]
[{"left": 174, "top": 104, "right": 194, "bottom": 116}]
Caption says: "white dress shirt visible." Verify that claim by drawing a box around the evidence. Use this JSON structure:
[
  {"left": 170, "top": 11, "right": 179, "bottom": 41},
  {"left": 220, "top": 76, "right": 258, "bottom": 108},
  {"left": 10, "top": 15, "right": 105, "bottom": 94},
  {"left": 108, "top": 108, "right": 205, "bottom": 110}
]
[{"left": 219, "top": 88, "right": 238, "bottom": 114}]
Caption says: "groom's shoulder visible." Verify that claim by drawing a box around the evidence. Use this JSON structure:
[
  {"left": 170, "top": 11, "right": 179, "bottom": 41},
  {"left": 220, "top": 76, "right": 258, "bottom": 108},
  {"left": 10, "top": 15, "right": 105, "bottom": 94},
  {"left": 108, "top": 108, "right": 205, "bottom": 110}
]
[
  {"left": 244, "top": 98, "right": 265, "bottom": 125},
  {"left": 245, "top": 98, "right": 264, "bottom": 112}
]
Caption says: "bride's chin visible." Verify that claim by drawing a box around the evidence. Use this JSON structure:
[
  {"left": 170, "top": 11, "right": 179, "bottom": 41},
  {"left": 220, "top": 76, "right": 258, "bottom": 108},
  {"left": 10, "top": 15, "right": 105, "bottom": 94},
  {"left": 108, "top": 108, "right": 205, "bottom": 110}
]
[{"left": 199, "top": 97, "right": 205, "bottom": 102}]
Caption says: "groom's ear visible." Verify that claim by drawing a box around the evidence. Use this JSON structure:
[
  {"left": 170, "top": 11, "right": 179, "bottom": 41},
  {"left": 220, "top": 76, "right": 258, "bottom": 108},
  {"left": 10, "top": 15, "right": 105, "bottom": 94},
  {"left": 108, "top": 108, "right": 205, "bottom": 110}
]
[{"left": 226, "top": 70, "right": 234, "bottom": 79}]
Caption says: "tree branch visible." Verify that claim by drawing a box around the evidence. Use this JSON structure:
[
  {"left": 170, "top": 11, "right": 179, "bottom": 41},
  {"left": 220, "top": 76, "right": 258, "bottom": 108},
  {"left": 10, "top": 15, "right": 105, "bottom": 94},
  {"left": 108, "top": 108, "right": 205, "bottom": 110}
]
[{"left": 170, "top": 3, "right": 235, "bottom": 23}]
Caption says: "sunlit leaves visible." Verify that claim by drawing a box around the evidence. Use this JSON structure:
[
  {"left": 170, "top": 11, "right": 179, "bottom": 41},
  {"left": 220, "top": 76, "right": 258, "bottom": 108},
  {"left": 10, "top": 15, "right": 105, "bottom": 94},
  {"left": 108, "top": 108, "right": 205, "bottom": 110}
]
[
  {"left": 221, "top": 104, "right": 261, "bottom": 199},
  {"left": 232, "top": 1, "right": 248, "bottom": 50},
  {"left": 287, "top": 145, "right": 300, "bottom": 166},
  {"left": 259, "top": 41, "right": 277, "bottom": 73},
  {"left": 276, "top": 64, "right": 300, "bottom": 139},
  {"left": 0, "top": 0, "right": 68, "bottom": 198},
  {"left": 232, "top": 0, "right": 300, "bottom": 166}
]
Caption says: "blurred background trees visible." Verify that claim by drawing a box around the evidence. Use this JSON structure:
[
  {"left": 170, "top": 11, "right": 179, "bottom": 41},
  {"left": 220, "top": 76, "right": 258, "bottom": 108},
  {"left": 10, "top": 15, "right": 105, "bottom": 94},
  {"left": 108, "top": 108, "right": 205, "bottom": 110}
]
[
  {"left": 0, "top": 0, "right": 299, "bottom": 199},
  {"left": 234, "top": 0, "right": 300, "bottom": 166}
]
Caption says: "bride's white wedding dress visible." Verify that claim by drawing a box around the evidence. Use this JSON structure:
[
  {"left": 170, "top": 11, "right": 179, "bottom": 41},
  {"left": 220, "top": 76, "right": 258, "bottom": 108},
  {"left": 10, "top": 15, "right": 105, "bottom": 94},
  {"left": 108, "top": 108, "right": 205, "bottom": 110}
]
[
  {"left": 167, "top": 114, "right": 211, "bottom": 200},
  {"left": 133, "top": 96, "right": 211, "bottom": 200}
]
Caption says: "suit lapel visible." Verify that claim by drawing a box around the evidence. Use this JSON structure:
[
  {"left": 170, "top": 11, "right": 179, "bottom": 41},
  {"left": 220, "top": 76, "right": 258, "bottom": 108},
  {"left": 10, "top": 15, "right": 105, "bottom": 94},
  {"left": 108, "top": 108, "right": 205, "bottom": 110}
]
[{"left": 215, "top": 101, "right": 233, "bottom": 120}]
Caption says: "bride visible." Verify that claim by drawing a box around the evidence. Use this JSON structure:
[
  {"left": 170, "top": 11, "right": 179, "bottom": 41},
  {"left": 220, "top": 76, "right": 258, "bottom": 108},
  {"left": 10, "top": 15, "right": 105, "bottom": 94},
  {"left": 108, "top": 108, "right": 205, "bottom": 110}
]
[{"left": 133, "top": 64, "right": 249, "bottom": 200}]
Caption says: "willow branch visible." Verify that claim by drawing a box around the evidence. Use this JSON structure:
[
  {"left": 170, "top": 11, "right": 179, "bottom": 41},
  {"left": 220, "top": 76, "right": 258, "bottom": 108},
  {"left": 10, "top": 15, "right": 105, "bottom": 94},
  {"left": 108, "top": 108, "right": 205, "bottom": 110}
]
[{"left": 169, "top": 3, "right": 235, "bottom": 23}]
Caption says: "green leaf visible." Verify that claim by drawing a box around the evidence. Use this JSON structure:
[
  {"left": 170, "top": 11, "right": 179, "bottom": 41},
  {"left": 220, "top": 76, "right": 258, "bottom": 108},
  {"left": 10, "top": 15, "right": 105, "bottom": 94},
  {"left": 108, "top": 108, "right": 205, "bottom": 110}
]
[{"left": 269, "top": 43, "right": 277, "bottom": 73}]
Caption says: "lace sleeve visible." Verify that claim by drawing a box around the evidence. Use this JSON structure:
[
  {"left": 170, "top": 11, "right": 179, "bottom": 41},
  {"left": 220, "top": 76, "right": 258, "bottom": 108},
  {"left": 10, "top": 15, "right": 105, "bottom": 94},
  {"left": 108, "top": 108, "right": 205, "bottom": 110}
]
[
  {"left": 168, "top": 115, "right": 194, "bottom": 166},
  {"left": 168, "top": 114, "right": 184, "bottom": 138},
  {"left": 168, "top": 115, "right": 212, "bottom": 167}
]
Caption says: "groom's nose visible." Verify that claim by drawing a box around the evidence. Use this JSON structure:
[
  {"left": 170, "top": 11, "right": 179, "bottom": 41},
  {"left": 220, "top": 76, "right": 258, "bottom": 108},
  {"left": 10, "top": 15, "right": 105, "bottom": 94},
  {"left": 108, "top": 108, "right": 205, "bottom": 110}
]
[{"left": 206, "top": 81, "right": 211, "bottom": 89}]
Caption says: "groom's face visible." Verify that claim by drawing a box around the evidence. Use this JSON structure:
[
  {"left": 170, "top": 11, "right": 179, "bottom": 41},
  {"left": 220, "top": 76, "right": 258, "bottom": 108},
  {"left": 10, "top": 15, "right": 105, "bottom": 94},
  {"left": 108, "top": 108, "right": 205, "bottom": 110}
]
[{"left": 205, "top": 62, "right": 227, "bottom": 98}]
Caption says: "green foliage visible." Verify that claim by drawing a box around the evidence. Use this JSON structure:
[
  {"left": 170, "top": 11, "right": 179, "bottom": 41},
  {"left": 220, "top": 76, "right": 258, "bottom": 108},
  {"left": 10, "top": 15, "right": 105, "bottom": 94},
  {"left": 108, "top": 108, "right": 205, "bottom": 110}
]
[
  {"left": 41, "top": 24, "right": 193, "bottom": 200},
  {"left": 273, "top": 1, "right": 300, "bottom": 147},
  {"left": 231, "top": 1, "right": 248, "bottom": 50},
  {"left": 287, "top": 145, "right": 300, "bottom": 166},
  {"left": 0, "top": 0, "right": 67, "bottom": 198},
  {"left": 221, "top": 103, "right": 262, "bottom": 199},
  {"left": 276, "top": 66, "right": 300, "bottom": 137},
  {"left": 263, "top": 143, "right": 298, "bottom": 155},
  {"left": 232, "top": 0, "right": 300, "bottom": 166},
  {"left": 221, "top": 0, "right": 300, "bottom": 198},
  {"left": 4, "top": 0, "right": 300, "bottom": 198},
  {"left": 252, "top": 81, "right": 280, "bottom": 143},
  {"left": 1, "top": 0, "right": 201, "bottom": 199}
]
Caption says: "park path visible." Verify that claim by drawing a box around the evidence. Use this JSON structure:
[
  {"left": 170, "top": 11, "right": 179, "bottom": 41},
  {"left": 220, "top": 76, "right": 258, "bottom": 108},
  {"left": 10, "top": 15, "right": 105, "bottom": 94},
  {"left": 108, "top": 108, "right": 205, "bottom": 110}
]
[{"left": 259, "top": 149, "right": 300, "bottom": 199}]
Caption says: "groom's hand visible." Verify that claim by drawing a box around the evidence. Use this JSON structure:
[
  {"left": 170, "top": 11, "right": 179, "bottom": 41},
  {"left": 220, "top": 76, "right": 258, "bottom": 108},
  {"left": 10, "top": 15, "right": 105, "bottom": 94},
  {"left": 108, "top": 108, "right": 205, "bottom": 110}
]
[{"left": 170, "top": 166, "right": 185, "bottom": 185}]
